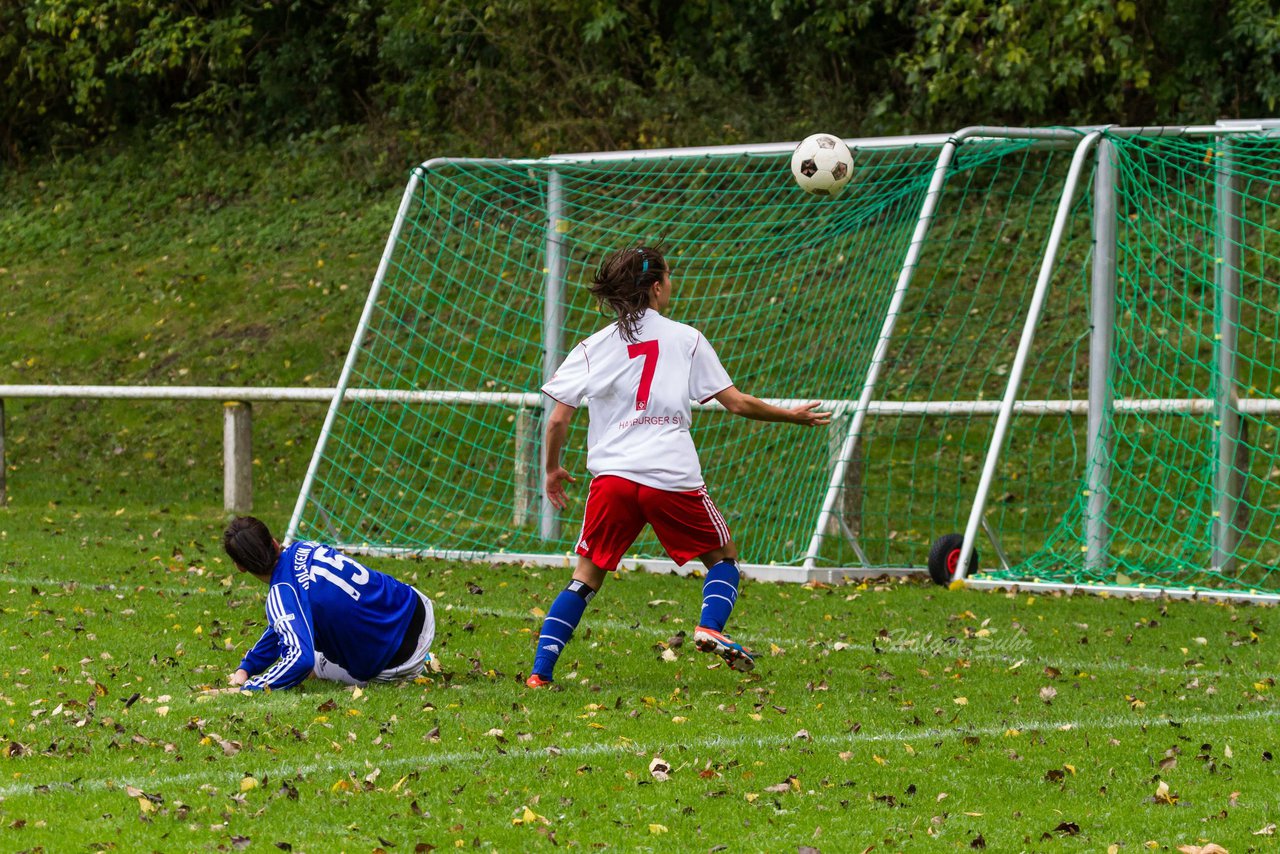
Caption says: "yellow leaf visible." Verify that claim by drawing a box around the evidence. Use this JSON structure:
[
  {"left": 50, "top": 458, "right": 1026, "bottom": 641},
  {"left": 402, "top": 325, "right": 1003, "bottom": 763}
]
[
  {"left": 514, "top": 806, "right": 548, "bottom": 825},
  {"left": 745, "top": 793, "right": 759, "bottom": 803},
  {"left": 530, "top": 607, "right": 546, "bottom": 618},
  {"left": 1064, "top": 764, "right": 1076, "bottom": 775},
  {"left": 954, "top": 697, "right": 968, "bottom": 706},
  {"left": 872, "top": 754, "right": 886, "bottom": 766},
  {"left": 648, "top": 824, "right": 668, "bottom": 835},
  {"left": 240, "top": 776, "right": 258, "bottom": 792},
  {"left": 137, "top": 797, "right": 156, "bottom": 814}
]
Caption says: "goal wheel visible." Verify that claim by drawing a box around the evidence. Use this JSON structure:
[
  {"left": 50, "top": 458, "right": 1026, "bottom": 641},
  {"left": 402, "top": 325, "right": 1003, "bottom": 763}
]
[{"left": 927, "top": 533, "right": 978, "bottom": 587}]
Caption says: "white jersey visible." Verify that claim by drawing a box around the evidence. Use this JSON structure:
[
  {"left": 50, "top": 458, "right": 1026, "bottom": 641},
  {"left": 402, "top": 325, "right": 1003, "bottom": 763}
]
[{"left": 543, "top": 309, "right": 733, "bottom": 491}]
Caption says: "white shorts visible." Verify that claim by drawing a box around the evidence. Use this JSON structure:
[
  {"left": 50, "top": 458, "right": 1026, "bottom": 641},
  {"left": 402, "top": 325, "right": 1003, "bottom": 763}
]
[{"left": 313, "top": 588, "right": 436, "bottom": 686}]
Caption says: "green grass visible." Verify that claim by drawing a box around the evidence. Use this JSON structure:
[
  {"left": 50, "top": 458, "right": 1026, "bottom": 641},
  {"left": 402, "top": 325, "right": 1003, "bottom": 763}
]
[
  {"left": 5, "top": 129, "right": 1280, "bottom": 850},
  {"left": 1, "top": 129, "right": 407, "bottom": 514},
  {"left": 2, "top": 502, "right": 1279, "bottom": 851}
]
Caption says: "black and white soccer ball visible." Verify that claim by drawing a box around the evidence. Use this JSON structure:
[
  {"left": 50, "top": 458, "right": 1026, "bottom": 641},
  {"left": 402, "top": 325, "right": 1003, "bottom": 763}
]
[{"left": 790, "top": 133, "right": 854, "bottom": 197}]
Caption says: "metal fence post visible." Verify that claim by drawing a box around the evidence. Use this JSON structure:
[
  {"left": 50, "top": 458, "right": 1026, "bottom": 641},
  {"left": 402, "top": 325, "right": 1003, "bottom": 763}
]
[
  {"left": 223, "top": 401, "right": 253, "bottom": 514},
  {"left": 514, "top": 406, "right": 541, "bottom": 526}
]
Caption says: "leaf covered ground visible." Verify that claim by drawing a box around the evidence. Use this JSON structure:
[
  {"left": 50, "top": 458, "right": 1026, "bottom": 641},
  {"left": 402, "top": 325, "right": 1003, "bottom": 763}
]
[{"left": 2, "top": 507, "right": 1278, "bottom": 852}]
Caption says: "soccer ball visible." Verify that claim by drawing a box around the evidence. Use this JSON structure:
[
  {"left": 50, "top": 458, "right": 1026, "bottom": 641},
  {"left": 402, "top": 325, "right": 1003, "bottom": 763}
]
[{"left": 790, "top": 133, "right": 854, "bottom": 197}]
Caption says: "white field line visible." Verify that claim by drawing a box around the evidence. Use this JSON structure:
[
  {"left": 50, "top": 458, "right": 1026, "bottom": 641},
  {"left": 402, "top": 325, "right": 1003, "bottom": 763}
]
[
  {"left": 1, "top": 705, "right": 1277, "bottom": 801},
  {"left": 1, "top": 573, "right": 1267, "bottom": 681}
]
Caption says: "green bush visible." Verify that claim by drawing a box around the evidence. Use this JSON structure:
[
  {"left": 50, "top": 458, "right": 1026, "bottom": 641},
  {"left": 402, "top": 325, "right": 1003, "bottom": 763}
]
[{"left": 1, "top": 1, "right": 1278, "bottom": 162}]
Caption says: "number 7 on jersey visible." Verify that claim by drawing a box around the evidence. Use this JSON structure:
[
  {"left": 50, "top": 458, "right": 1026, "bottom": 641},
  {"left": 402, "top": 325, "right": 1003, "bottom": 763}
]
[{"left": 627, "top": 340, "right": 659, "bottom": 411}]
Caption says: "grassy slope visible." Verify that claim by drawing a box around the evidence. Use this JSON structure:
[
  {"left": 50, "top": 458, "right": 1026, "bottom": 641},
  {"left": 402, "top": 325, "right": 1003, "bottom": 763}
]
[{"left": 1, "top": 129, "right": 405, "bottom": 514}]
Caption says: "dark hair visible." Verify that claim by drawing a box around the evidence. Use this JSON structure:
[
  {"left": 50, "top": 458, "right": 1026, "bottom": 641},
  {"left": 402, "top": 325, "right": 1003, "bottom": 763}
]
[
  {"left": 589, "top": 244, "right": 667, "bottom": 343},
  {"left": 223, "top": 516, "right": 278, "bottom": 575}
]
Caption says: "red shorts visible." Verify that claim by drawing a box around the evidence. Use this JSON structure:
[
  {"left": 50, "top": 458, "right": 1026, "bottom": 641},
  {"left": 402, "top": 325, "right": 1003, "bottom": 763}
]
[{"left": 576, "top": 475, "right": 731, "bottom": 571}]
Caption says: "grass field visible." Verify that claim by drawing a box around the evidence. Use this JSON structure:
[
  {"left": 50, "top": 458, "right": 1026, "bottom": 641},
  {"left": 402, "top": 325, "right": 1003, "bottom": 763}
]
[
  {"left": 2, "top": 502, "right": 1279, "bottom": 851},
  {"left": 5, "top": 131, "right": 1280, "bottom": 852}
]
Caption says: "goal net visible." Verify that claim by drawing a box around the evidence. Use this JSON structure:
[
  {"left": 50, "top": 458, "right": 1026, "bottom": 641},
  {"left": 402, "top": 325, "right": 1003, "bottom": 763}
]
[
  {"left": 286, "top": 124, "right": 1280, "bottom": 595},
  {"left": 990, "top": 130, "right": 1280, "bottom": 596},
  {"left": 286, "top": 131, "right": 1095, "bottom": 579}
]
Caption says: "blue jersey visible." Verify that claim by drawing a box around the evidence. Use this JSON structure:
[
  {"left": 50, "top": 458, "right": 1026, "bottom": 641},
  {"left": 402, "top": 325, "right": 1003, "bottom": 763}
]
[{"left": 239, "top": 542, "right": 418, "bottom": 690}]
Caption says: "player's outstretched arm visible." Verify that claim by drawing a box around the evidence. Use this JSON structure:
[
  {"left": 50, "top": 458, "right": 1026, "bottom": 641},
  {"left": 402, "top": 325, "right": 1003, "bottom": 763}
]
[
  {"left": 544, "top": 401, "right": 578, "bottom": 509},
  {"left": 713, "top": 386, "right": 831, "bottom": 426}
]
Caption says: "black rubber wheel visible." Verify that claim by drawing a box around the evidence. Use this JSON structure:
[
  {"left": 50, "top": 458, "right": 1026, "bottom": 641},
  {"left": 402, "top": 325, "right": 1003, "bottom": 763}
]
[{"left": 927, "top": 533, "right": 979, "bottom": 587}]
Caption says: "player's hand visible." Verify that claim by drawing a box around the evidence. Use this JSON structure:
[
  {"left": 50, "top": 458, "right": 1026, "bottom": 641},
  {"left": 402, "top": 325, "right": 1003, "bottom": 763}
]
[
  {"left": 545, "top": 466, "right": 577, "bottom": 510},
  {"left": 228, "top": 668, "right": 249, "bottom": 687},
  {"left": 790, "top": 401, "right": 832, "bottom": 427}
]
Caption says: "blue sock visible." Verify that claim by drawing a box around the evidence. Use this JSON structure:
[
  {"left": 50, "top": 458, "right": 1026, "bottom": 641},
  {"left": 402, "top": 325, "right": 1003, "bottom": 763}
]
[
  {"left": 531, "top": 580, "right": 595, "bottom": 679},
  {"left": 698, "top": 559, "right": 739, "bottom": 632}
]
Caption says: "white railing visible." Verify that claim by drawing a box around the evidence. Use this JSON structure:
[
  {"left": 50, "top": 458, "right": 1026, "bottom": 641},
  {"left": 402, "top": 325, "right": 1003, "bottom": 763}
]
[{"left": 3, "top": 382, "right": 1270, "bottom": 528}]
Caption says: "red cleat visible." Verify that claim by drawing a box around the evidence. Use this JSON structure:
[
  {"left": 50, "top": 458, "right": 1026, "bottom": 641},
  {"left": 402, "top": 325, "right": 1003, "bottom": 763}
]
[
  {"left": 694, "top": 626, "right": 756, "bottom": 672},
  {"left": 525, "top": 673, "right": 553, "bottom": 688}
]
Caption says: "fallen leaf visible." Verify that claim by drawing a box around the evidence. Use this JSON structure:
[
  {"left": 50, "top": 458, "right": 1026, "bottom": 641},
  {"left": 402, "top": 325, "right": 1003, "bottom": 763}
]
[{"left": 513, "top": 806, "right": 548, "bottom": 826}]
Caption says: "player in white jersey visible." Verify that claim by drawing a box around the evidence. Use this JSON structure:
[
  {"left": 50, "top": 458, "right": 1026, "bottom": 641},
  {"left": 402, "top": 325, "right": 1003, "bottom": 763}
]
[{"left": 526, "top": 244, "right": 830, "bottom": 687}]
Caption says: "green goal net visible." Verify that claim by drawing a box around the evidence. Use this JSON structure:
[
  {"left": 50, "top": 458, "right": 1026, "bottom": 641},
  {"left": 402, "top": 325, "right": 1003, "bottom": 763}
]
[
  {"left": 287, "top": 126, "right": 1280, "bottom": 594},
  {"left": 1005, "top": 131, "right": 1280, "bottom": 595}
]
